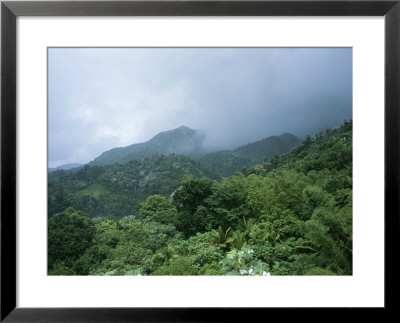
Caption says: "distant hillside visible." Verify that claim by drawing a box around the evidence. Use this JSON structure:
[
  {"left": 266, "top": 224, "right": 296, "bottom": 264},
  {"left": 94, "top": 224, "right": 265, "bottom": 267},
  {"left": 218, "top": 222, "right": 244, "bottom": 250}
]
[
  {"left": 89, "top": 125, "right": 300, "bottom": 177},
  {"left": 198, "top": 133, "right": 300, "bottom": 177},
  {"left": 260, "top": 120, "right": 353, "bottom": 175},
  {"left": 48, "top": 154, "right": 214, "bottom": 218},
  {"left": 48, "top": 127, "right": 301, "bottom": 218},
  {"left": 48, "top": 163, "right": 83, "bottom": 172},
  {"left": 90, "top": 126, "right": 205, "bottom": 166}
]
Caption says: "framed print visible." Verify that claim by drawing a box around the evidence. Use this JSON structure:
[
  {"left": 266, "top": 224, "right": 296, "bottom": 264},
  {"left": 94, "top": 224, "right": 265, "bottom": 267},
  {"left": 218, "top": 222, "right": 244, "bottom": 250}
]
[{"left": 1, "top": 0, "right": 399, "bottom": 321}]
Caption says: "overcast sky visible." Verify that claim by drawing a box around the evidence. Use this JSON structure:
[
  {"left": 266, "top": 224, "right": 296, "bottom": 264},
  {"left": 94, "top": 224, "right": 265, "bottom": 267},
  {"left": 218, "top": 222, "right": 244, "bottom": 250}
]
[{"left": 48, "top": 47, "right": 352, "bottom": 168}]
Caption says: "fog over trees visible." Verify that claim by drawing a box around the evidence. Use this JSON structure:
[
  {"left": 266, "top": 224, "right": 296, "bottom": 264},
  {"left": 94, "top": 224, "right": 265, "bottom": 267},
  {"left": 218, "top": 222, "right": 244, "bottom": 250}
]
[
  {"left": 48, "top": 48, "right": 352, "bottom": 276},
  {"left": 48, "top": 48, "right": 351, "bottom": 168}
]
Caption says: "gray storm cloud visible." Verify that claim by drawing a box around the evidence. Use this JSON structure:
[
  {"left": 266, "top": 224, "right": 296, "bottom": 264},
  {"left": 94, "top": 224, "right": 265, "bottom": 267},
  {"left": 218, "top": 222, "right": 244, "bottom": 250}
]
[{"left": 48, "top": 47, "right": 352, "bottom": 168}]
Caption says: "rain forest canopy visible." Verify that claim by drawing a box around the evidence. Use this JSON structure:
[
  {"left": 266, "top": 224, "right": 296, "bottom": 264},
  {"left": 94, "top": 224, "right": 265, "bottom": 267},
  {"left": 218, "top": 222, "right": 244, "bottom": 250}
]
[
  {"left": 48, "top": 48, "right": 352, "bottom": 277},
  {"left": 48, "top": 120, "right": 352, "bottom": 276}
]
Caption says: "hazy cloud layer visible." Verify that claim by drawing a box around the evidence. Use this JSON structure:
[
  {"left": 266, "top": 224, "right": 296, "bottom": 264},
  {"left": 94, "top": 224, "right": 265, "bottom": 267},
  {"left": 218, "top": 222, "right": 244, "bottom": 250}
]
[{"left": 48, "top": 48, "right": 352, "bottom": 168}]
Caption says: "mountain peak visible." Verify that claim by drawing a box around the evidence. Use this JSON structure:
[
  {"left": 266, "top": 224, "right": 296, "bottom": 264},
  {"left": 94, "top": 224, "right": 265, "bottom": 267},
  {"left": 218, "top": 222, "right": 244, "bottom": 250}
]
[
  {"left": 90, "top": 126, "right": 205, "bottom": 166},
  {"left": 174, "top": 125, "right": 196, "bottom": 136},
  {"left": 178, "top": 125, "right": 191, "bottom": 130},
  {"left": 150, "top": 125, "right": 196, "bottom": 141}
]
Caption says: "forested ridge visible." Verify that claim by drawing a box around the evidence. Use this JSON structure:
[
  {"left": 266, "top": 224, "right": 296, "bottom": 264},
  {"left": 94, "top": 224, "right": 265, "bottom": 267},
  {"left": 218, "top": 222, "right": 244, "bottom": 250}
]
[
  {"left": 48, "top": 131, "right": 299, "bottom": 218},
  {"left": 48, "top": 121, "right": 352, "bottom": 276},
  {"left": 48, "top": 154, "right": 215, "bottom": 218}
]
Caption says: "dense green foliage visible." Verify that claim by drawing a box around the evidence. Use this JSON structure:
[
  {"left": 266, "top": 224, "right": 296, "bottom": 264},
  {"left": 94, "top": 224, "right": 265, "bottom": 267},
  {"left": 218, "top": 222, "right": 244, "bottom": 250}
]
[
  {"left": 48, "top": 207, "right": 95, "bottom": 274},
  {"left": 48, "top": 121, "right": 352, "bottom": 276},
  {"left": 48, "top": 154, "right": 214, "bottom": 218},
  {"left": 48, "top": 131, "right": 299, "bottom": 219}
]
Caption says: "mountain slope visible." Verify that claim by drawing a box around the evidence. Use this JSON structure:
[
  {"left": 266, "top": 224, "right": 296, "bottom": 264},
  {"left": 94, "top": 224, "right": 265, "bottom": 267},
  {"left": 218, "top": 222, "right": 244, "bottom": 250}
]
[
  {"left": 198, "top": 133, "right": 300, "bottom": 177},
  {"left": 89, "top": 125, "right": 300, "bottom": 177},
  {"left": 90, "top": 126, "right": 205, "bottom": 166},
  {"left": 48, "top": 154, "right": 214, "bottom": 218},
  {"left": 234, "top": 133, "right": 300, "bottom": 160},
  {"left": 48, "top": 128, "right": 301, "bottom": 217}
]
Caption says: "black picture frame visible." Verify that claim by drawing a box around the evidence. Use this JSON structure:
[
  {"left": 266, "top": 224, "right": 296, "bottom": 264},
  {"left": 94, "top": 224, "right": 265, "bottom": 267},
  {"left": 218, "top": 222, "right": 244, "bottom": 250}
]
[{"left": 1, "top": 0, "right": 399, "bottom": 321}]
